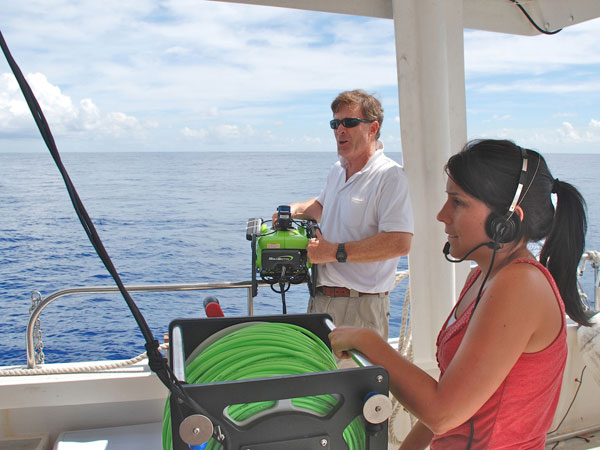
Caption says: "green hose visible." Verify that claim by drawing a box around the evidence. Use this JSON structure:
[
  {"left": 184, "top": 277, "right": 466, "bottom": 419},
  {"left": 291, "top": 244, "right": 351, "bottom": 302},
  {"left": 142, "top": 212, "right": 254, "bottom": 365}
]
[{"left": 162, "top": 322, "right": 366, "bottom": 450}]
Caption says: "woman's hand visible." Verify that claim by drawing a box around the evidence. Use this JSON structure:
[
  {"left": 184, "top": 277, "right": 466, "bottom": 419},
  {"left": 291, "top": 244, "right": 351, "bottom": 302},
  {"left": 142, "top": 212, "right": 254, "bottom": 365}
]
[{"left": 328, "top": 326, "right": 379, "bottom": 359}]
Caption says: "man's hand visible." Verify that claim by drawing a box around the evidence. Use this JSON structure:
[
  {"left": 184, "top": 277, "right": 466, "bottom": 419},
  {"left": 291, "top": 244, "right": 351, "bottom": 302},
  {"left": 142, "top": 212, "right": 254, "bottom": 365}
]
[
  {"left": 272, "top": 198, "right": 323, "bottom": 229},
  {"left": 271, "top": 210, "right": 281, "bottom": 229},
  {"left": 307, "top": 229, "right": 337, "bottom": 264}
]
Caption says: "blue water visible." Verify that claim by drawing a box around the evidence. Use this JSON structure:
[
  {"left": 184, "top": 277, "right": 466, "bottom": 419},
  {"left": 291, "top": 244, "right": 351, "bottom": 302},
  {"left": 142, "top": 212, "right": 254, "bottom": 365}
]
[{"left": 1, "top": 151, "right": 598, "bottom": 366}]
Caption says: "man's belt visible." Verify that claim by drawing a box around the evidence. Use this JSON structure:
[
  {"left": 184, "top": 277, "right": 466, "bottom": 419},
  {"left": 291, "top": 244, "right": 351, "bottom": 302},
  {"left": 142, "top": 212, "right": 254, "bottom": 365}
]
[{"left": 319, "top": 286, "right": 389, "bottom": 297}]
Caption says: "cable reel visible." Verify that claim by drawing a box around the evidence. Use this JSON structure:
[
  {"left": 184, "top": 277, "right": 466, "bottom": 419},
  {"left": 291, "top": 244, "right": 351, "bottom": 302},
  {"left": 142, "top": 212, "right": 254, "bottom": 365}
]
[
  {"left": 166, "top": 313, "right": 391, "bottom": 450},
  {"left": 246, "top": 205, "right": 319, "bottom": 313}
]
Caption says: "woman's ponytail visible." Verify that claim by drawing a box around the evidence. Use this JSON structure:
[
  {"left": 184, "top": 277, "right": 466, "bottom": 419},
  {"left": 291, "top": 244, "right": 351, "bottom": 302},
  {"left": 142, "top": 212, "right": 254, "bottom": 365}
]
[{"left": 540, "top": 179, "right": 592, "bottom": 326}]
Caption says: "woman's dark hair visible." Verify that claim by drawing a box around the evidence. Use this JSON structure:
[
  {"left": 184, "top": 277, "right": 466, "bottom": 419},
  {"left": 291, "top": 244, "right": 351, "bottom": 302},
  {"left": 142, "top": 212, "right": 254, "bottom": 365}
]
[{"left": 445, "top": 139, "right": 591, "bottom": 326}]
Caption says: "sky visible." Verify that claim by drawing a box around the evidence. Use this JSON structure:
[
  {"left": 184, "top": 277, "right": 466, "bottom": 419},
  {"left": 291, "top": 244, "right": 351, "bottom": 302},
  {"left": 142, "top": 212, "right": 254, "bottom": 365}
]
[{"left": 1, "top": 1, "right": 599, "bottom": 154}]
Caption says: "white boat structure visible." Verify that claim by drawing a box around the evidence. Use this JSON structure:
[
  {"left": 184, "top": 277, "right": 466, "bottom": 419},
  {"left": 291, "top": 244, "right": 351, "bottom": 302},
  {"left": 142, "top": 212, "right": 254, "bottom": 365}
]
[{"left": 2, "top": 1, "right": 600, "bottom": 449}]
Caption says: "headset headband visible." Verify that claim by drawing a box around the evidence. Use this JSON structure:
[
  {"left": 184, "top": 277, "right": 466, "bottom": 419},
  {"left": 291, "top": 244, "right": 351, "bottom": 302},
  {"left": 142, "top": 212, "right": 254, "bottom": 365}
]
[{"left": 507, "top": 147, "right": 529, "bottom": 214}]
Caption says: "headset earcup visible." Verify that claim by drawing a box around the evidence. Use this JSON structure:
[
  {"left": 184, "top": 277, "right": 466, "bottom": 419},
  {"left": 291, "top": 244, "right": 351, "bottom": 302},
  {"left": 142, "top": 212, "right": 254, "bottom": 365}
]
[{"left": 485, "top": 212, "right": 521, "bottom": 243}]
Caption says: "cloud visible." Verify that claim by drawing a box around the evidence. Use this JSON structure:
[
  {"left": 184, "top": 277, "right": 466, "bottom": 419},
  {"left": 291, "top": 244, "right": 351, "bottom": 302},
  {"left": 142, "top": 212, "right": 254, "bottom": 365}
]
[
  {"left": 181, "top": 127, "right": 207, "bottom": 139},
  {"left": 2, "top": 1, "right": 398, "bottom": 110},
  {"left": 464, "top": 19, "right": 600, "bottom": 104},
  {"left": 302, "top": 135, "right": 322, "bottom": 145},
  {"left": 0, "top": 72, "right": 146, "bottom": 138},
  {"left": 476, "top": 80, "right": 600, "bottom": 94},
  {"left": 181, "top": 123, "right": 260, "bottom": 143},
  {"left": 553, "top": 112, "right": 576, "bottom": 119},
  {"left": 214, "top": 124, "right": 242, "bottom": 140},
  {"left": 472, "top": 118, "right": 600, "bottom": 154},
  {"left": 558, "top": 122, "right": 578, "bottom": 140},
  {"left": 557, "top": 120, "right": 600, "bottom": 143},
  {"left": 464, "top": 19, "right": 600, "bottom": 77},
  {"left": 0, "top": 73, "right": 33, "bottom": 135},
  {"left": 2, "top": 2, "right": 599, "bottom": 152}
]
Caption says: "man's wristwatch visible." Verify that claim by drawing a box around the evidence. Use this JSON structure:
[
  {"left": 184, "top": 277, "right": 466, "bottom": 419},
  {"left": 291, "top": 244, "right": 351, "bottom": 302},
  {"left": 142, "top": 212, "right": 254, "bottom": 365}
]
[{"left": 336, "top": 243, "right": 347, "bottom": 263}]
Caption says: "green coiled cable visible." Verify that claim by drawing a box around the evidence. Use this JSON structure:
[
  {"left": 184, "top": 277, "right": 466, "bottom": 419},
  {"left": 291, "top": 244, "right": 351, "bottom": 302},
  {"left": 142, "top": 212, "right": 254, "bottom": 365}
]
[{"left": 162, "top": 322, "right": 366, "bottom": 450}]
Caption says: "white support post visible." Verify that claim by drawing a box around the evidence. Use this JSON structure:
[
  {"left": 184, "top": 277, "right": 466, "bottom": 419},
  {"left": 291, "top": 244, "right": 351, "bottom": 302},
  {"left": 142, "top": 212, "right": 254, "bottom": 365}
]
[{"left": 391, "top": 0, "right": 471, "bottom": 371}]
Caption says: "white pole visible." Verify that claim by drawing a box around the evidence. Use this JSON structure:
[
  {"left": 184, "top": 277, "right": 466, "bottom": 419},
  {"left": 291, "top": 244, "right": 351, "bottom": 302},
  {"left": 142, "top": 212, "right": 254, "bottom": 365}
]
[{"left": 392, "top": 0, "right": 471, "bottom": 372}]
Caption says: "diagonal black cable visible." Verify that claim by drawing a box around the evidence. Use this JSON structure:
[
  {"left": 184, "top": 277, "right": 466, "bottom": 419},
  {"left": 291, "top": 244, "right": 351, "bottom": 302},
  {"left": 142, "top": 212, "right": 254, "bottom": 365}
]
[{"left": 0, "top": 29, "right": 204, "bottom": 415}]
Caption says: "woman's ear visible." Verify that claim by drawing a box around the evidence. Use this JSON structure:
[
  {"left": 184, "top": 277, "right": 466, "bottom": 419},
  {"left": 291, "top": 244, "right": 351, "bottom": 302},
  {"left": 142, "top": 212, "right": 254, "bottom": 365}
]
[{"left": 514, "top": 205, "right": 525, "bottom": 222}]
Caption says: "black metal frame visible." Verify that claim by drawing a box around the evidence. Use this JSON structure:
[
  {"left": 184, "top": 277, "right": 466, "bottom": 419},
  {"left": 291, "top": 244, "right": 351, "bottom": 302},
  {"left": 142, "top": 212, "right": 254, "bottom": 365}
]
[{"left": 168, "top": 314, "right": 389, "bottom": 450}]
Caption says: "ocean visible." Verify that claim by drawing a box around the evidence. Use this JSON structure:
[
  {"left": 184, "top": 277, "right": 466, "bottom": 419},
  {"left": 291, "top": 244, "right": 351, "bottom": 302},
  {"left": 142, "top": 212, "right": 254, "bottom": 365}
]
[{"left": 1, "top": 151, "right": 599, "bottom": 367}]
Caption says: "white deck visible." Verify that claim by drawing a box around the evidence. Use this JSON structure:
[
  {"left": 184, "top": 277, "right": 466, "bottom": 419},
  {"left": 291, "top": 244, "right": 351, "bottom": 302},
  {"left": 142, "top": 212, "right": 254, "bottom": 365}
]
[{"left": 1, "top": 324, "right": 599, "bottom": 450}]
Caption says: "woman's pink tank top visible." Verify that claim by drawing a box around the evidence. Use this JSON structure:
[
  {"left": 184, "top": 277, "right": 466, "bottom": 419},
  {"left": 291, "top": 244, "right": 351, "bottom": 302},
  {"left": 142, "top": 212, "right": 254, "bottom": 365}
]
[{"left": 430, "top": 259, "right": 567, "bottom": 449}]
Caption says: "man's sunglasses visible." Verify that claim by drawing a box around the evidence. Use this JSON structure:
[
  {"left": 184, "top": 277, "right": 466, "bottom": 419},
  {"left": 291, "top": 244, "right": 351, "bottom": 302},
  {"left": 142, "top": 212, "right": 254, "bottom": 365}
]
[{"left": 330, "top": 117, "right": 375, "bottom": 130}]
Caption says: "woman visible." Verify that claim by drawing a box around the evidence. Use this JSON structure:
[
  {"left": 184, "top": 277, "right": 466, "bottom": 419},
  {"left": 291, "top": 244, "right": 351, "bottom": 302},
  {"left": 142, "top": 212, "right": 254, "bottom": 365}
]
[{"left": 329, "top": 139, "right": 592, "bottom": 449}]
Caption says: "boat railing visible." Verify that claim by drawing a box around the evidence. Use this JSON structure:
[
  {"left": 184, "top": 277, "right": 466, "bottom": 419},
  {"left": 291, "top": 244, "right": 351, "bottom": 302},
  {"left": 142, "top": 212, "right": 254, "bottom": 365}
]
[
  {"left": 23, "top": 250, "right": 599, "bottom": 370},
  {"left": 25, "top": 272, "right": 413, "bottom": 370},
  {"left": 25, "top": 269, "right": 412, "bottom": 370},
  {"left": 25, "top": 280, "right": 269, "bottom": 369}
]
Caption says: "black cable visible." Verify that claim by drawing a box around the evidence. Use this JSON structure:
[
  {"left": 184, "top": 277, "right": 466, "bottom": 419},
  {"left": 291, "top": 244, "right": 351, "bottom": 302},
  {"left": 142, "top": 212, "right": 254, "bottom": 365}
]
[
  {"left": 510, "top": 0, "right": 562, "bottom": 35},
  {"left": 465, "top": 243, "right": 500, "bottom": 449},
  {"left": 0, "top": 29, "right": 154, "bottom": 348},
  {"left": 279, "top": 273, "right": 288, "bottom": 314},
  {"left": 466, "top": 418, "right": 474, "bottom": 450},
  {"left": 0, "top": 29, "right": 204, "bottom": 416},
  {"left": 473, "top": 245, "right": 499, "bottom": 312}
]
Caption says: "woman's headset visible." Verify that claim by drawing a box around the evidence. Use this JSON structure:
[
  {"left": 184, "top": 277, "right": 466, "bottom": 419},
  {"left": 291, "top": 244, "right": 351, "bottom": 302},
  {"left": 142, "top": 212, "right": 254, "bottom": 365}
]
[{"left": 484, "top": 147, "right": 529, "bottom": 244}]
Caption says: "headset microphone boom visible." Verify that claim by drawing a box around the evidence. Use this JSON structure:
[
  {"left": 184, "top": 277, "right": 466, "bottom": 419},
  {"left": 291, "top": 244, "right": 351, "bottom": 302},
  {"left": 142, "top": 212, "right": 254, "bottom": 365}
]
[{"left": 443, "top": 241, "right": 500, "bottom": 263}]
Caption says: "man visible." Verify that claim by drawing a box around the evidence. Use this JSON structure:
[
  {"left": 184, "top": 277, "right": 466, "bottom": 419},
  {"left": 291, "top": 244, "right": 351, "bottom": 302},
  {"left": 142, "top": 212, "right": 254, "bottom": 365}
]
[{"left": 276, "top": 89, "right": 413, "bottom": 341}]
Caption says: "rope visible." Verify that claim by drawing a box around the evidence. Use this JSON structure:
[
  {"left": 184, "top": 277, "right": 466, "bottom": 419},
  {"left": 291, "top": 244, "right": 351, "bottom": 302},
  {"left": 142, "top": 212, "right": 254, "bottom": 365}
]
[
  {"left": 0, "top": 343, "right": 169, "bottom": 376},
  {"left": 389, "top": 270, "right": 415, "bottom": 446},
  {"left": 162, "top": 322, "right": 366, "bottom": 450},
  {"left": 394, "top": 271, "right": 413, "bottom": 360}
]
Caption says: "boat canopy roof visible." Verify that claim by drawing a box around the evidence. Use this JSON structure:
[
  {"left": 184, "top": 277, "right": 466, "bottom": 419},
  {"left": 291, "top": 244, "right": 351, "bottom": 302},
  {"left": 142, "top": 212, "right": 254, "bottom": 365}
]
[{"left": 214, "top": 0, "right": 600, "bottom": 35}]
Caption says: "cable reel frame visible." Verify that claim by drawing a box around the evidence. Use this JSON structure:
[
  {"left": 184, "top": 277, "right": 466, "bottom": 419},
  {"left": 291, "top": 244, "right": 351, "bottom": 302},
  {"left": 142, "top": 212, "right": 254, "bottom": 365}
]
[{"left": 168, "top": 314, "right": 390, "bottom": 450}]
